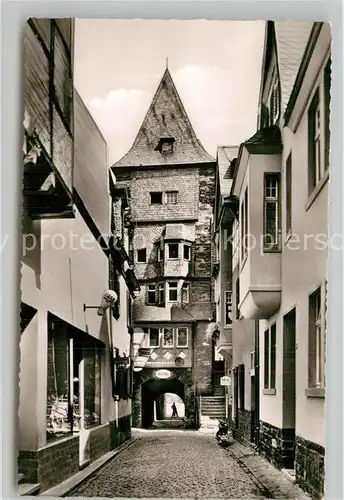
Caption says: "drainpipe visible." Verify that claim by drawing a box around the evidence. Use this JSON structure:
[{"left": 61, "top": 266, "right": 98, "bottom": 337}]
[
  {"left": 191, "top": 321, "right": 198, "bottom": 426},
  {"left": 254, "top": 318, "right": 260, "bottom": 450}
]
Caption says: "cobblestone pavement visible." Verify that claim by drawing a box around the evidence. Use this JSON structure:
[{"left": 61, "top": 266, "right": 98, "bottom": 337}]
[{"left": 69, "top": 430, "right": 310, "bottom": 499}]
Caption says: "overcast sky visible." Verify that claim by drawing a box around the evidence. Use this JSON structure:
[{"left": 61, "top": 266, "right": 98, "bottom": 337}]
[{"left": 74, "top": 19, "right": 265, "bottom": 165}]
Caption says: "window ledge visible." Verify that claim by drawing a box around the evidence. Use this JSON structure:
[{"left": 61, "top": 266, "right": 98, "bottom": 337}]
[
  {"left": 263, "top": 388, "right": 276, "bottom": 395},
  {"left": 306, "top": 169, "right": 329, "bottom": 212},
  {"left": 305, "top": 387, "right": 325, "bottom": 398}
]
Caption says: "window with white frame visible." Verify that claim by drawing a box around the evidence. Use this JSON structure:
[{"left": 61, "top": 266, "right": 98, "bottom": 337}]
[
  {"left": 183, "top": 244, "right": 191, "bottom": 261},
  {"left": 165, "top": 191, "right": 178, "bottom": 204},
  {"left": 181, "top": 283, "right": 189, "bottom": 303},
  {"left": 240, "top": 188, "right": 248, "bottom": 262},
  {"left": 158, "top": 283, "right": 165, "bottom": 305},
  {"left": 225, "top": 291, "right": 232, "bottom": 325},
  {"left": 308, "top": 56, "right": 331, "bottom": 196},
  {"left": 263, "top": 174, "right": 281, "bottom": 252},
  {"left": 163, "top": 328, "right": 174, "bottom": 347},
  {"left": 148, "top": 328, "right": 160, "bottom": 347},
  {"left": 309, "top": 287, "right": 325, "bottom": 389},
  {"left": 168, "top": 243, "right": 179, "bottom": 259},
  {"left": 264, "top": 324, "right": 276, "bottom": 391},
  {"left": 147, "top": 285, "right": 156, "bottom": 305},
  {"left": 168, "top": 282, "right": 178, "bottom": 302},
  {"left": 177, "top": 327, "right": 188, "bottom": 347}
]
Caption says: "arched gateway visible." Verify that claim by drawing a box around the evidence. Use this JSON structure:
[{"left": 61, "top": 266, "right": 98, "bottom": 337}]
[{"left": 132, "top": 368, "right": 195, "bottom": 428}]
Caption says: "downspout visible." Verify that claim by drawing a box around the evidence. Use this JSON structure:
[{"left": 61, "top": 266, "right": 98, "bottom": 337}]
[
  {"left": 191, "top": 321, "right": 198, "bottom": 427},
  {"left": 254, "top": 318, "right": 260, "bottom": 450}
]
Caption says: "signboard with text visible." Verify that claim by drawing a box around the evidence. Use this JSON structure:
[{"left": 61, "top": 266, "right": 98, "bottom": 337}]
[{"left": 220, "top": 376, "right": 231, "bottom": 386}]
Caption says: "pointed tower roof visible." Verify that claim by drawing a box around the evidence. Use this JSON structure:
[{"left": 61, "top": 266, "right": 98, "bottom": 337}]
[{"left": 113, "top": 68, "right": 215, "bottom": 168}]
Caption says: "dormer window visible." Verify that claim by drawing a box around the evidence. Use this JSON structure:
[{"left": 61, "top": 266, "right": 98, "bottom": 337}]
[{"left": 155, "top": 137, "right": 175, "bottom": 154}]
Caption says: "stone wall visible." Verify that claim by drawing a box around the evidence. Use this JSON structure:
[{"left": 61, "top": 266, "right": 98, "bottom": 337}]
[
  {"left": 193, "top": 322, "right": 213, "bottom": 395},
  {"left": 295, "top": 435, "right": 325, "bottom": 499},
  {"left": 18, "top": 434, "right": 79, "bottom": 492},
  {"left": 233, "top": 409, "right": 252, "bottom": 445},
  {"left": 259, "top": 421, "right": 295, "bottom": 470},
  {"left": 89, "top": 423, "right": 111, "bottom": 462}
]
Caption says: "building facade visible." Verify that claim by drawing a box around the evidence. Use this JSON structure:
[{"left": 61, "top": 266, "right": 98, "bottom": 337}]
[
  {"left": 230, "top": 21, "right": 330, "bottom": 499},
  {"left": 19, "top": 19, "right": 136, "bottom": 494},
  {"left": 112, "top": 68, "right": 225, "bottom": 428}
]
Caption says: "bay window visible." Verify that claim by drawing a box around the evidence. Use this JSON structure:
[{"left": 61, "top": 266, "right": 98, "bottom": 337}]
[
  {"left": 181, "top": 282, "right": 189, "bottom": 303},
  {"left": 168, "top": 281, "right": 178, "bottom": 302},
  {"left": 168, "top": 243, "right": 179, "bottom": 259},
  {"left": 225, "top": 291, "right": 232, "bottom": 325}
]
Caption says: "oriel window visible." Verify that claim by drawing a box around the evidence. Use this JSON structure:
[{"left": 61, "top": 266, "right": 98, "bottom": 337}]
[
  {"left": 168, "top": 282, "right": 178, "bottom": 302},
  {"left": 263, "top": 174, "right": 281, "bottom": 252}
]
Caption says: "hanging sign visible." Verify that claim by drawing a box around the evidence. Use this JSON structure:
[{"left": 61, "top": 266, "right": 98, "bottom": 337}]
[
  {"left": 155, "top": 369, "right": 171, "bottom": 379},
  {"left": 220, "top": 376, "right": 231, "bottom": 386}
]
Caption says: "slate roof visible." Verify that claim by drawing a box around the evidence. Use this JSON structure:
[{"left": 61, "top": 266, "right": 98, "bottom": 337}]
[
  {"left": 113, "top": 69, "right": 215, "bottom": 168},
  {"left": 244, "top": 124, "right": 282, "bottom": 153},
  {"left": 274, "top": 21, "right": 314, "bottom": 112},
  {"left": 216, "top": 146, "right": 238, "bottom": 197}
]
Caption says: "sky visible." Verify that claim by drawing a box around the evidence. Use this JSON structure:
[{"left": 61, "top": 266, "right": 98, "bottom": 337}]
[{"left": 74, "top": 19, "right": 265, "bottom": 165}]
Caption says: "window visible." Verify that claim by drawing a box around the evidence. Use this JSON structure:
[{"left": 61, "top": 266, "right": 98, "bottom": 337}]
[
  {"left": 263, "top": 174, "right": 281, "bottom": 252},
  {"left": 309, "top": 287, "right": 325, "bottom": 389},
  {"left": 268, "top": 71, "right": 280, "bottom": 125},
  {"left": 177, "top": 327, "right": 188, "bottom": 347},
  {"left": 163, "top": 328, "right": 174, "bottom": 347},
  {"left": 150, "top": 192, "right": 163, "bottom": 204},
  {"left": 308, "top": 89, "right": 322, "bottom": 194},
  {"left": 147, "top": 285, "right": 156, "bottom": 305},
  {"left": 240, "top": 188, "right": 248, "bottom": 262},
  {"left": 181, "top": 283, "right": 189, "bottom": 303},
  {"left": 83, "top": 338, "right": 101, "bottom": 428},
  {"left": 286, "top": 154, "right": 292, "bottom": 235},
  {"left": 250, "top": 351, "right": 255, "bottom": 376},
  {"left": 168, "top": 282, "right": 178, "bottom": 302},
  {"left": 324, "top": 57, "right": 331, "bottom": 170},
  {"left": 264, "top": 324, "right": 276, "bottom": 390},
  {"left": 109, "top": 258, "right": 120, "bottom": 319},
  {"left": 137, "top": 248, "right": 147, "bottom": 263},
  {"left": 166, "top": 191, "right": 178, "bottom": 204},
  {"left": 235, "top": 279, "right": 241, "bottom": 320},
  {"left": 225, "top": 291, "right": 232, "bottom": 325},
  {"left": 158, "top": 283, "right": 165, "bottom": 305},
  {"left": 183, "top": 244, "right": 191, "bottom": 261},
  {"left": 46, "top": 315, "right": 102, "bottom": 441},
  {"left": 149, "top": 328, "right": 160, "bottom": 347},
  {"left": 168, "top": 243, "right": 179, "bottom": 259}
]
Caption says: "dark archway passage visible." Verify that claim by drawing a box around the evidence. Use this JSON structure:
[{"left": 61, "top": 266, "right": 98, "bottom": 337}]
[{"left": 141, "top": 378, "right": 185, "bottom": 428}]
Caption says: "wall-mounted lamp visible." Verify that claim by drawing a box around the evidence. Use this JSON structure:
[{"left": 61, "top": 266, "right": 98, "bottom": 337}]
[{"left": 83, "top": 289, "right": 118, "bottom": 316}]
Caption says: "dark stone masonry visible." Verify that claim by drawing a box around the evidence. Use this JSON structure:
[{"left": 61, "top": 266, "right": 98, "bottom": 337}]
[
  {"left": 295, "top": 435, "right": 325, "bottom": 499},
  {"left": 233, "top": 409, "right": 253, "bottom": 446},
  {"left": 259, "top": 421, "right": 295, "bottom": 470}
]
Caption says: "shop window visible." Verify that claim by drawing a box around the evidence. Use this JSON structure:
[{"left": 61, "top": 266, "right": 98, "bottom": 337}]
[{"left": 177, "top": 327, "right": 188, "bottom": 347}]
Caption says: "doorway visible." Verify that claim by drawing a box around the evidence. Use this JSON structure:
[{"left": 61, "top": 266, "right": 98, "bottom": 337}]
[{"left": 283, "top": 308, "right": 296, "bottom": 468}]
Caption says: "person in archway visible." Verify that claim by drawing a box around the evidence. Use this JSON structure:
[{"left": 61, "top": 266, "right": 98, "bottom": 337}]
[{"left": 171, "top": 402, "right": 178, "bottom": 419}]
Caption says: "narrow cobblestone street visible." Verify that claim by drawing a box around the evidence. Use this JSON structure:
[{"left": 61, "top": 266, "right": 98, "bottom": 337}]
[{"left": 68, "top": 430, "right": 309, "bottom": 499}]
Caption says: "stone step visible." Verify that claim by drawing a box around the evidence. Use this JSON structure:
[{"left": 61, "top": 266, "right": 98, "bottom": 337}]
[{"left": 18, "top": 483, "right": 40, "bottom": 496}]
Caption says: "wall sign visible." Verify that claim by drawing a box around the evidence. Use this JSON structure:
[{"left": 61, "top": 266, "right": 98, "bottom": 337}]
[
  {"left": 155, "top": 369, "right": 171, "bottom": 379},
  {"left": 220, "top": 376, "right": 231, "bottom": 386}
]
